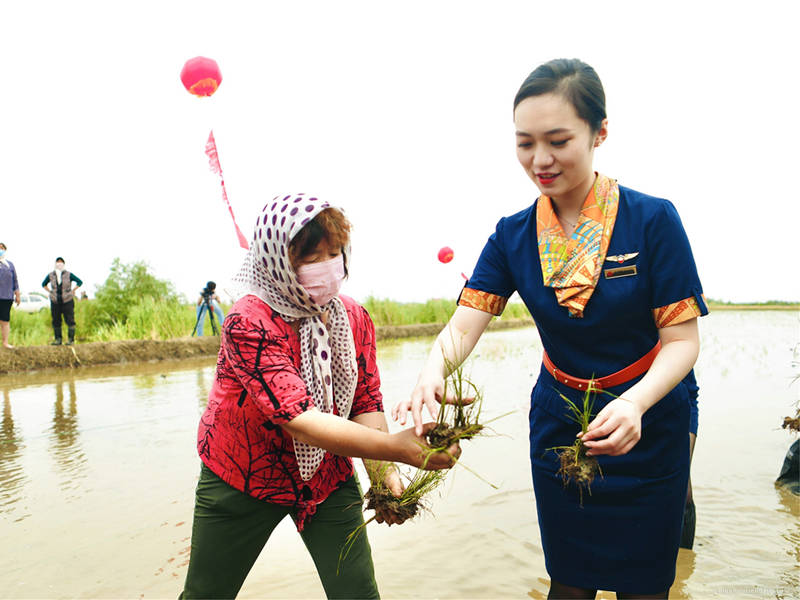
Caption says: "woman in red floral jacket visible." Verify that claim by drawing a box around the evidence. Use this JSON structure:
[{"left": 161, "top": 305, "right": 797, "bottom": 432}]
[{"left": 181, "top": 194, "right": 459, "bottom": 599}]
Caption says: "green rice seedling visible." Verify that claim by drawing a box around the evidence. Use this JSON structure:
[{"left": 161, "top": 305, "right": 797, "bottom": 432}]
[
  {"left": 426, "top": 359, "right": 486, "bottom": 450},
  {"left": 338, "top": 463, "right": 445, "bottom": 574},
  {"left": 781, "top": 345, "right": 799, "bottom": 433},
  {"left": 547, "top": 383, "right": 604, "bottom": 504},
  {"left": 422, "top": 356, "right": 516, "bottom": 489}
]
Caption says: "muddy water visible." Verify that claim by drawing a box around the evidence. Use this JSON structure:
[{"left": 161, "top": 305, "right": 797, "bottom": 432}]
[{"left": 1, "top": 312, "right": 797, "bottom": 599}]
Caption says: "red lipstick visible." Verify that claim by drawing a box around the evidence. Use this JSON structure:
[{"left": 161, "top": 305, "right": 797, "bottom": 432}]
[{"left": 537, "top": 173, "right": 560, "bottom": 185}]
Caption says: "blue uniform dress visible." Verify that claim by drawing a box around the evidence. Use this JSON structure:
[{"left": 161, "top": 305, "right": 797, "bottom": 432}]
[
  {"left": 462, "top": 185, "right": 707, "bottom": 593},
  {"left": 684, "top": 368, "right": 699, "bottom": 435}
]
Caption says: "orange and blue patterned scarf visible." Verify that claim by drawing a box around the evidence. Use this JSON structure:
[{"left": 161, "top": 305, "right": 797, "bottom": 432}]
[{"left": 537, "top": 173, "right": 619, "bottom": 318}]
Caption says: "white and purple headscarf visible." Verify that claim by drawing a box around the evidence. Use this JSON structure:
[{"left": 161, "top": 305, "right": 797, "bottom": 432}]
[{"left": 232, "top": 193, "right": 358, "bottom": 480}]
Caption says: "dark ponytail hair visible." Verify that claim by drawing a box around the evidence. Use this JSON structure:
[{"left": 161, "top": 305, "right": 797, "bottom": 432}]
[{"left": 514, "top": 58, "right": 606, "bottom": 133}]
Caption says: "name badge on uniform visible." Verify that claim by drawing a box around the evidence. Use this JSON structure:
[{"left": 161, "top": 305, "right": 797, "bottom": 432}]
[{"left": 605, "top": 265, "right": 638, "bottom": 279}]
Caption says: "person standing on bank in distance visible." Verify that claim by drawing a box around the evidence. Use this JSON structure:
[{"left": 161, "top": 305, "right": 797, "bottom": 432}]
[
  {"left": 393, "top": 59, "right": 707, "bottom": 599},
  {"left": 194, "top": 281, "right": 225, "bottom": 335},
  {"left": 181, "top": 195, "right": 461, "bottom": 599},
  {"left": 0, "top": 243, "right": 21, "bottom": 349},
  {"left": 42, "top": 257, "right": 83, "bottom": 346}
]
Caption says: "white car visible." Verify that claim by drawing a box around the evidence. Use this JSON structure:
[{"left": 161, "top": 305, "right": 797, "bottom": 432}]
[{"left": 14, "top": 293, "right": 50, "bottom": 313}]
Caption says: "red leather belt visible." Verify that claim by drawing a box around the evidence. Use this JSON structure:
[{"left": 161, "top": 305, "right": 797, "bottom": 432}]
[{"left": 542, "top": 341, "right": 661, "bottom": 391}]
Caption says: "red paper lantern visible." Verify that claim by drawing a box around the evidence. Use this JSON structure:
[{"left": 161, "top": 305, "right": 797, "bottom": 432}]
[
  {"left": 437, "top": 246, "right": 454, "bottom": 263},
  {"left": 180, "top": 56, "right": 222, "bottom": 97}
]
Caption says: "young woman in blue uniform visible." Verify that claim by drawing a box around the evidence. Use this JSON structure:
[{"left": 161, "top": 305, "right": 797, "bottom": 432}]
[{"left": 393, "top": 59, "right": 707, "bottom": 598}]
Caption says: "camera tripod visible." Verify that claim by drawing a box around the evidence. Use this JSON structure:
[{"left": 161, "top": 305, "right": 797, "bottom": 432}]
[{"left": 192, "top": 296, "right": 220, "bottom": 336}]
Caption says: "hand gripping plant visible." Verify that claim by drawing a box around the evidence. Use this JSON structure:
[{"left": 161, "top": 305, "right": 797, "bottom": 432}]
[
  {"left": 425, "top": 358, "right": 486, "bottom": 451},
  {"left": 337, "top": 463, "right": 445, "bottom": 573},
  {"left": 339, "top": 356, "right": 505, "bottom": 573},
  {"left": 548, "top": 383, "right": 605, "bottom": 505}
]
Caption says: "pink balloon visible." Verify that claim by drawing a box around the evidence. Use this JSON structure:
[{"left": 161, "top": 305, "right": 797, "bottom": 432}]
[
  {"left": 438, "top": 246, "right": 454, "bottom": 263},
  {"left": 181, "top": 56, "right": 222, "bottom": 97}
]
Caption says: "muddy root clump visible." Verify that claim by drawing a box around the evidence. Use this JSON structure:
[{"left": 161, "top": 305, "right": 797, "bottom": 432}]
[
  {"left": 782, "top": 415, "right": 800, "bottom": 433},
  {"left": 426, "top": 423, "right": 484, "bottom": 449},
  {"left": 553, "top": 442, "right": 600, "bottom": 504},
  {"left": 364, "top": 487, "right": 419, "bottom": 521}
]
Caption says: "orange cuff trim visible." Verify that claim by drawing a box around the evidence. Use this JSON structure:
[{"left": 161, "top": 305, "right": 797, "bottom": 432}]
[
  {"left": 458, "top": 288, "right": 508, "bottom": 316},
  {"left": 653, "top": 294, "right": 705, "bottom": 328}
]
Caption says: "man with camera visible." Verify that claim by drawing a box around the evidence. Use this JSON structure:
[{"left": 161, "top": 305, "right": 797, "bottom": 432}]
[{"left": 193, "top": 281, "right": 225, "bottom": 336}]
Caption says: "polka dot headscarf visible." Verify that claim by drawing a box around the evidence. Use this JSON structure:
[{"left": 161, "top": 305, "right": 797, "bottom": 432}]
[{"left": 232, "top": 193, "right": 358, "bottom": 480}]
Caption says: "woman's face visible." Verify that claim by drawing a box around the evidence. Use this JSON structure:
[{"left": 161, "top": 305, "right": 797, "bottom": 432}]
[
  {"left": 514, "top": 93, "right": 607, "bottom": 204},
  {"left": 294, "top": 237, "right": 342, "bottom": 269}
]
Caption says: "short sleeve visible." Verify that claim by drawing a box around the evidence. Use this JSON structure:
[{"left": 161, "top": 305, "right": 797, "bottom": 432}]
[
  {"left": 349, "top": 304, "right": 384, "bottom": 417},
  {"left": 221, "top": 311, "right": 312, "bottom": 424},
  {"left": 647, "top": 201, "right": 709, "bottom": 327},
  {"left": 458, "top": 218, "right": 516, "bottom": 315}
]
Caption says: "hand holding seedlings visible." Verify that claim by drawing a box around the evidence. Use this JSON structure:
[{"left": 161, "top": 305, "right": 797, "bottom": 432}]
[
  {"left": 363, "top": 462, "right": 407, "bottom": 525},
  {"left": 425, "top": 362, "right": 485, "bottom": 451},
  {"left": 579, "top": 396, "right": 643, "bottom": 457},
  {"left": 548, "top": 386, "right": 603, "bottom": 504},
  {"left": 394, "top": 367, "right": 475, "bottom": 436},
  {"left": 392, "top": 422, "right": 462, "bottom": 469},
  {"left": 338, "top": 464, "right": 447, "bottom": 572}
]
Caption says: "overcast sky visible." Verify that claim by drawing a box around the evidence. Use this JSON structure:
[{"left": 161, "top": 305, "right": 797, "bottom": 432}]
[{"left": 3, "top": 1, "right": 798, "bottom": 304}]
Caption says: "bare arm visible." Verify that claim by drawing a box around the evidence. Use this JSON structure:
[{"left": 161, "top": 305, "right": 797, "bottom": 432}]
[
  {"left": 350, "top": 411, "right": 409, "bottom": 525},
  {"left": 392, "top": 305, "right": 493, "bottom": 435},
  {"left": 349, "top": 410, "right": 392, "bottom": 475},
  {"left": 280, "top": 408, "right": 459, "bottom": 470},
  {"left": 581, "top": 318, "right": 700, "bottom": 456}
]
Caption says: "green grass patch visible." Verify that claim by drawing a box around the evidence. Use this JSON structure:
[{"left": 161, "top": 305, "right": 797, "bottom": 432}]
[
  {"left": 362, "top": 296, "right": 530, "bottom": 327},
  {"left": 9, "top": 298, "right": 228, "bottom": 345}
]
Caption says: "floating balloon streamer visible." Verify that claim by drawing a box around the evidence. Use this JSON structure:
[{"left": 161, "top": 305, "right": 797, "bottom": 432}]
[
  {"left": 180, "top": 56, "right": 222, "bottom": 97},
  {"left": 438, "top": 246, "right": 454, "bottom": 264},
  {"left": 206, "top": 131, "right": 249, "bottom": 249}
]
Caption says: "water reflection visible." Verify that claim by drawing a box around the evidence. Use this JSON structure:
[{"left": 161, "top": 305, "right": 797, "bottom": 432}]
[
  {"left": 775, "top": 486, "right": 800, "bottom": 593},
  {"left": 196, "top": 367, "right": 213, "bottom": 410},
  {"left": 0, "top": 387, "right": 27, "bottom": 516},
  {"left": 671, "top": 548, "right": 696, "bottom": 599},
  {"left": 525, "top": 552, "right": 695, "bottom": 600},
  {"left": 49, "top": 379, "right": 87, "bottom": 495}
]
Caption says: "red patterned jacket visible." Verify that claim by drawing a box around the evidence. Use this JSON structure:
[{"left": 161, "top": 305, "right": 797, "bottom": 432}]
[{"left": 197, "top": 294, "right": 383, "bottom": 529}]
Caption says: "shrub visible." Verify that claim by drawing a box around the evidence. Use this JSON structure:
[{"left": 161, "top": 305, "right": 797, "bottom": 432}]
[{"left": 93, "top": 259, "right": 178, "bottom": 326}]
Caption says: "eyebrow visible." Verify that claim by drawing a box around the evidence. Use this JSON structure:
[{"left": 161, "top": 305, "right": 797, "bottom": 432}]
[{"left": 515, "top": 128, "right": 572, "bottom": 136}]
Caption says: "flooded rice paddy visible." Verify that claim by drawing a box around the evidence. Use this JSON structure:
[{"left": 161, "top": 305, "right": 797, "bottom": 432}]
[{"left": 1, "top": 311, "right": 798, "bottom": 598}]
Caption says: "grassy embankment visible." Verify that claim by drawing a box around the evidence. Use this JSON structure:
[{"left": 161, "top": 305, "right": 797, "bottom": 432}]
[
  {"left": 705, "top": 299, "right": 799, "bottom": 311},
  {"left": 7, "top": 297, "right": 533, "bottom": 347},
  {"left": 7, "top": 297, "right": 796, "bottom": 347}
]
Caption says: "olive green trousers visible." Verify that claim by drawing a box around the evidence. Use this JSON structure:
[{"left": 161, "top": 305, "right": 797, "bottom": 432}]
[{"left": 180, "top": 464, "right": 379, "bottom": 599}]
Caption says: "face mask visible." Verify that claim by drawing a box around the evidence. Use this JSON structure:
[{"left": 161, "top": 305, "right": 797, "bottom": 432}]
[
  {"left": 296, "top": 254, "right": 345, "bottom": 306},
  {"left": 55, "top": 263, "right": 64, "bottom": 271},
  {"left": 0, "top": 250, "right": 5, "bottom": 258}
]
